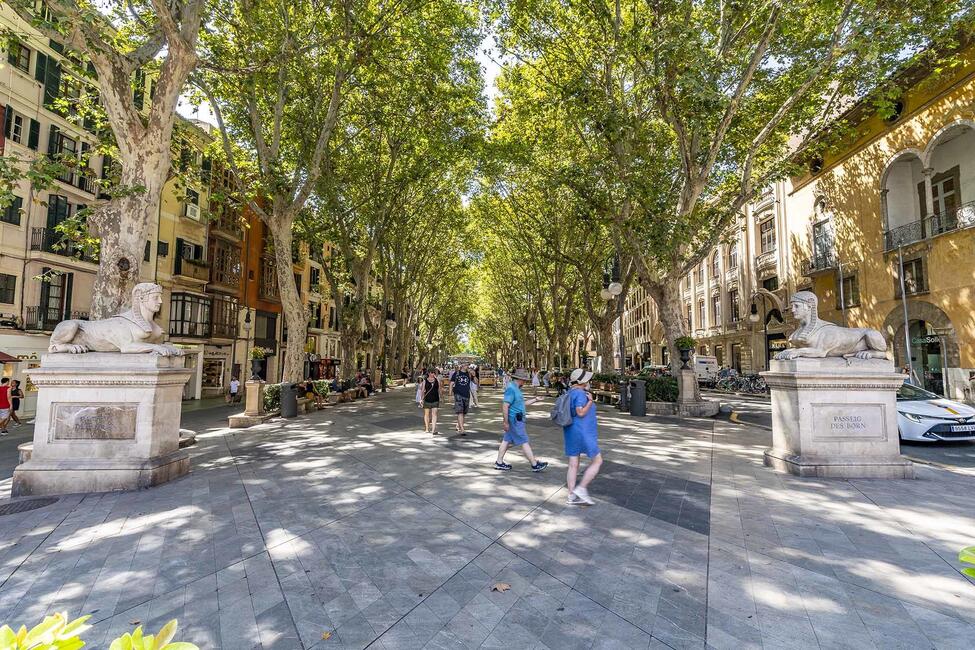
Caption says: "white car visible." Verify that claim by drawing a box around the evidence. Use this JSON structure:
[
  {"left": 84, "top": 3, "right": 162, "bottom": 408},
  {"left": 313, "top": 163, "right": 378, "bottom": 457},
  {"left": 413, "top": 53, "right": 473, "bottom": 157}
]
[{"left": 897, "top": 383, "right": 975, "bottom": 442}]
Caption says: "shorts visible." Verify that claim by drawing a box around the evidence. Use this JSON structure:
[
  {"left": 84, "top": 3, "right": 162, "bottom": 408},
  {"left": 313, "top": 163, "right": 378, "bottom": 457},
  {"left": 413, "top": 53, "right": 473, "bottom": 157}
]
[
  {"left": 503, "top": 418, "right": 529, "bottom": 445},
  {"left": 564, "top": 426, "right": 600, "bottom": 458},
  {"left": 423, "top": 400, "right": 440, "bottom": 410},
  {"left": 0, "top": 409, "right": 8, "bottom": 420},
  {"left": 454, "top": 395, "right": 470, "bottom": 414}
]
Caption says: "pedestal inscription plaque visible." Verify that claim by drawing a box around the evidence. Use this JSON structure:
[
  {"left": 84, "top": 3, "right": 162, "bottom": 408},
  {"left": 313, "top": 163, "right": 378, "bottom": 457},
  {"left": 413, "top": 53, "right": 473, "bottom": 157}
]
[
  {"left": 52, "top": 403, "right": 139, "bottom": 440},
  {"left": 811, "top": 403, "right": 886, "bottom": 442}
]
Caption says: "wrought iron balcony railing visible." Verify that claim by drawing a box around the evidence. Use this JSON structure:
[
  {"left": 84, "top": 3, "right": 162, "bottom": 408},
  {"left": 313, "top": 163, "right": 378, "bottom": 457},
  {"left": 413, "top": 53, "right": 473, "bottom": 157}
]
[
  {"left": 884, "top": 200, "right": 975, "bottom": 250},
  {"left": 30, "top": 227, "right": 98, "bottom": 263},
  {"left": 801, "top": 250, "right": 837, "bottom": 276}
]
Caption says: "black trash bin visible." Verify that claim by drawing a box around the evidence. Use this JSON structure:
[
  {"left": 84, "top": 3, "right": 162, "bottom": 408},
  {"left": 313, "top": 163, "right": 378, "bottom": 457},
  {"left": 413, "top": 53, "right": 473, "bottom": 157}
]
[
  {"left": 629, "top": 379, "right": 646, "bottom": 417},
  {"left": 280, "top": 383, "right": 299, "bottom": 418}
]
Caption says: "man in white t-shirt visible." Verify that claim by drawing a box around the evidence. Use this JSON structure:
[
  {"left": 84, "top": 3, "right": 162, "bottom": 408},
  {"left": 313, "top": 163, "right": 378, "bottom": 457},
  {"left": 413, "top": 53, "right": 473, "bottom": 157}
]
[{"left": 228, "top": 377, "right": 241, "bottom": 404}]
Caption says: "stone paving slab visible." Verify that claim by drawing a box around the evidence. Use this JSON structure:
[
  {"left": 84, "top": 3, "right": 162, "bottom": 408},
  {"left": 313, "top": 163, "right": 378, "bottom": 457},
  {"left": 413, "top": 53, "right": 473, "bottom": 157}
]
[{"left": 2, "top": 387, "right": 975, "bottom": 649}]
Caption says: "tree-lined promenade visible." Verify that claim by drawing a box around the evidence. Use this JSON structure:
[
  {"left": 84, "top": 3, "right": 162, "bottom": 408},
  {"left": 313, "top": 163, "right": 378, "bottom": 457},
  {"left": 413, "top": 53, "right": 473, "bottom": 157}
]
[{"left": 1, "top": 0, "right": 969, "bottom": 393}]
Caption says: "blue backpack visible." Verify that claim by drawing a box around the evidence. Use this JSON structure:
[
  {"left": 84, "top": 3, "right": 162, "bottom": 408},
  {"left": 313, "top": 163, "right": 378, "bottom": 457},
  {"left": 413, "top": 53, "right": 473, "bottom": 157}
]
[{"left": 550, "top": 391, "right": 574, "bottom": 427}]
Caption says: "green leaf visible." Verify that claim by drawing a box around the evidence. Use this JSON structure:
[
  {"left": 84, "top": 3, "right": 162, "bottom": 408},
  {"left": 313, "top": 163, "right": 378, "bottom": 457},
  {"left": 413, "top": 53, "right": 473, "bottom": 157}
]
[
  {"left": 152, "top": 620, "right": 177, "bottom": 649},
  {"left": 159, "top": 643, "right": 200, "bottom": 650}
]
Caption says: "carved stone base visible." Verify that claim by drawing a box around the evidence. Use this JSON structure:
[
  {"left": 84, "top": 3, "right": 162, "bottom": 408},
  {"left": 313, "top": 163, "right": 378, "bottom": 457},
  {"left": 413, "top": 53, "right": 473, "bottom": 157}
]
[
  {"left": 11, "top": 353, "right": 193, "bottom": 497},
  {"left": 761, "top": 358, "right": 914, "bottom": 479}
]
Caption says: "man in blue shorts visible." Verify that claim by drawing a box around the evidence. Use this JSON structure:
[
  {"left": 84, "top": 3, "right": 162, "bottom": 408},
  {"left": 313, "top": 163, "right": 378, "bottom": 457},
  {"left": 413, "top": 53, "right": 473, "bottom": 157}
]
[
  {"left": 495, "top": 368, "right": 548, "bottom": 472},
  {"left": 563, "top": 369, "right": 603, "bottom": 505}
]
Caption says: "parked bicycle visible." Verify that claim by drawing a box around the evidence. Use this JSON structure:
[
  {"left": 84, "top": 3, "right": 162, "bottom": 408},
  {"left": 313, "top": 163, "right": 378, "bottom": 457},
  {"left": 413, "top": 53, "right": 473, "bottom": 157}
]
[{"left": 712, "top": 373, "right": 768, "bottom": 395}]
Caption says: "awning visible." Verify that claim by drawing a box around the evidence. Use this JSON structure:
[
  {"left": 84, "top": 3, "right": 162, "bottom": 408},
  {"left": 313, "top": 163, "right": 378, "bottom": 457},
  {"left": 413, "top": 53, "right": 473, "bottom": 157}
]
[{"left": 0, "top": 351, "right": 21, "bottom": 363}]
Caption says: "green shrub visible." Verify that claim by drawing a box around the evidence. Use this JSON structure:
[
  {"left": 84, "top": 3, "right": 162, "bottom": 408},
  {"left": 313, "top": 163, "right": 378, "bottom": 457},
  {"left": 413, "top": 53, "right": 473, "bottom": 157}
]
[
  {"left": 674, "top": 336, "right": 696, "bottom": 350},
  {"left": 0, "top": 614, "right": 197, "bottom": 650},
  {"left": 263, "top": 383, "right": 282, "bottom": 412},
  {"left": 312, "top": 379, "right": 330, "bottom": 396},
  {"left": 644, "top": 376, "right": 679, "bottom": 402}
]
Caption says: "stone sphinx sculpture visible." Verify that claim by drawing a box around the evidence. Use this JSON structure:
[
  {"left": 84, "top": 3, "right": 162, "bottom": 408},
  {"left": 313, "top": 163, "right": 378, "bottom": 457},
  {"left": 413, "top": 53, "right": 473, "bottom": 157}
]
[
  {"left": 48, "top": 282, "right": 183, "bottom": 356},
  {"left": 774, "top": 291, "right": 888, "bottom": 361}
]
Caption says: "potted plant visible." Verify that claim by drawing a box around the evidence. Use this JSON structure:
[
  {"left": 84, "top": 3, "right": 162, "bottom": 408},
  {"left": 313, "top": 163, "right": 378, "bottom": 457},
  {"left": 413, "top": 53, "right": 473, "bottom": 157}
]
[
  {"left": 249, "top": 347, "right": 269, "bottom": 380},
  {"left": 674, "top": 336, "right": 697, "bottom": 370}
]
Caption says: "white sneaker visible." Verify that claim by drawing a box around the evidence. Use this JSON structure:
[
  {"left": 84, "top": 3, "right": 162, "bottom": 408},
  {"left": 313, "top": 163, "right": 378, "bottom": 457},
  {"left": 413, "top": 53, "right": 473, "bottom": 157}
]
[
  {"left": 566, "top": 492, "right": 584, "bottom": 505},
  {"left": 0, "top": 430, "right": 8, "bottom": 436},
  {"left": 573, "top": 487, "right": 595, "bottom": 505}
]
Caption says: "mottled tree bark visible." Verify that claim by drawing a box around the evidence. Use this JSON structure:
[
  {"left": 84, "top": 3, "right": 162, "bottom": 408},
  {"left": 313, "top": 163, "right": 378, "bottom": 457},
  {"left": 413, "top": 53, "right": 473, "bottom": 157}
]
[{"left": 268, "top": 218, "right": 308, "bottom": 383}]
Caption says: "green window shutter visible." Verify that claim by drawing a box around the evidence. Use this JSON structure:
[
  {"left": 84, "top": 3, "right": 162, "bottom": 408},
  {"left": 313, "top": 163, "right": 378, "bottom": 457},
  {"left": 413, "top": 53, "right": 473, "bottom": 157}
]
[
  {"left": 43, "top": 59, "right": 61, "bottom": 108},
  {"left": 49, "top": 39, "right": 64, "bottom": 54},
  {"left": 27, "top": 118, "right": 40, "bottom": 150},
  {"left": 34, "top": 52, "right": 47, "bottom": 83},
  {"left": 4, "top": 105, "right": 12, "bottom": 138},
  {"left": 39, "top": 267, "right": 51, "bottom": 322},
  {"left": 47, "top": 124, "right": 60, "bottom": 156},
  {"left": 63, "top": 273, "right": 73, "bottom": 320}
]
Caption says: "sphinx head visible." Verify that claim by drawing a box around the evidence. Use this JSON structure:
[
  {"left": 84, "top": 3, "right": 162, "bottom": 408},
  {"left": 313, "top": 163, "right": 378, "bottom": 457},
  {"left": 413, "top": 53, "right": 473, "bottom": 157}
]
[
  {"left": 131, "top": 283, "right": 163, "bottom": 331},
  {"left": 790, "top": 291, "right": 819, "bottom": 325}
]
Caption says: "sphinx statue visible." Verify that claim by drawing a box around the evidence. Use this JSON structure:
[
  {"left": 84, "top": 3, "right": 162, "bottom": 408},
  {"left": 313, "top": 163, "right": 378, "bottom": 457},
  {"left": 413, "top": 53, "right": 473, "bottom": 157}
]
[
  {"left": 48, "top": 282, "right": 183, "bottom": 356},
  {"left": 774, "top": 291, "right": 888, "bottom": 361}
]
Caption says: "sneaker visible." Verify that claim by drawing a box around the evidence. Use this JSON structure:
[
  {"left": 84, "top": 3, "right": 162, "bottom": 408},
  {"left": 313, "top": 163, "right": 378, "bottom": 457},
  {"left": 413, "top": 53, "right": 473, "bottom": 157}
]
[
  {"left": 531, "top": 461, "right": 548, "bottom": 472},
  {"left": 0, "top": 430, "right": 7, "bottom": 436},
  {"left": 573, "top": 486, "right": 595, "bottom": 505},
  {"left": 566, "top": 491, "right": 584, "bottom": 505},
  {"left": 494, "top": 461, "right": 512, "bottom": 471}
]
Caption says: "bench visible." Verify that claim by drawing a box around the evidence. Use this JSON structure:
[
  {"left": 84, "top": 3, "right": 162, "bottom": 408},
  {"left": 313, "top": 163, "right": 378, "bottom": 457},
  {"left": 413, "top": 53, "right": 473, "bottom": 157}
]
[{"left": 592, "top": 389, "right": 620, "bottom": 405}]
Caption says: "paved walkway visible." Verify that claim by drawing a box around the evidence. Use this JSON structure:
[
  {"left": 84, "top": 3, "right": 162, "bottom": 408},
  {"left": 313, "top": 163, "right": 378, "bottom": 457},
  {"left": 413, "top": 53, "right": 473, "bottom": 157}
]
[{"left": 1, "top": 387, "right": 974, "bottom": 649}]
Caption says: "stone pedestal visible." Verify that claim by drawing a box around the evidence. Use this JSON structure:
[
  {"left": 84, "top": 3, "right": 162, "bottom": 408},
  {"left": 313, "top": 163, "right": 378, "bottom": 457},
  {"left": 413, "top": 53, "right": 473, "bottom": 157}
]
[
  {"left": 762, "top": 358, "right": 914, "bottom": 479},
  {"left": 676, "top": 369, "right": 719, "bottom": 417},
  {"left": 12, "top": 353, "right": 193, "bottom": 497},
  {"left": 228, "top": 380, "right": 274, "bottom": 428}
]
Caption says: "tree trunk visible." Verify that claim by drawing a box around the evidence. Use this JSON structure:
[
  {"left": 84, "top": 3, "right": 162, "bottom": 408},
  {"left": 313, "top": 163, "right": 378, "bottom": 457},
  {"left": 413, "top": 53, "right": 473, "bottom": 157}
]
[
  {"left": 597, "top": 318, "right": 615, "bottom": 372},
  {"left": 268, "top": 219, "right": 308, "bottom": 383},
  {"left": 647, "top": 279, "right": 689, "bottom": 389}
]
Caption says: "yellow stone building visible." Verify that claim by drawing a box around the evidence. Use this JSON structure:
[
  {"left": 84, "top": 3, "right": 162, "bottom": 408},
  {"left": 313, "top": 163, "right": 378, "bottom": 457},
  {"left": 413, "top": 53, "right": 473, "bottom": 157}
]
[{"left": 789, "top": 42, "right": 975, "bottom": 401}]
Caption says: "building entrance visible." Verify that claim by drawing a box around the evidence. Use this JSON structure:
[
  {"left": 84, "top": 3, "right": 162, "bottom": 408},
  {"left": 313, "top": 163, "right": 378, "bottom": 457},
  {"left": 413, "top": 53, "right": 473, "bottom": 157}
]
[{"left": 909, "top": 320, "right": 944, "bottom": 395}]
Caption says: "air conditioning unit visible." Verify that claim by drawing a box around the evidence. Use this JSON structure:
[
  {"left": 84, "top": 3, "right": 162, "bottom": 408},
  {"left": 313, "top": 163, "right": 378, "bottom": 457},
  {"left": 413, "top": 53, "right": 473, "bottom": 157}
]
[{"left": 184, "top": 203, "right": 200, "bottom": 220}]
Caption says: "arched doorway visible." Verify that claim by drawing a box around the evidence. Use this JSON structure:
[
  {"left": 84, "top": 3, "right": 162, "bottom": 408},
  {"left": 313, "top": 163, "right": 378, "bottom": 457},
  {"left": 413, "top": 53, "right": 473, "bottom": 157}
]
[{"left": 884, "top": 300, "right": 960, "bottom": 396}]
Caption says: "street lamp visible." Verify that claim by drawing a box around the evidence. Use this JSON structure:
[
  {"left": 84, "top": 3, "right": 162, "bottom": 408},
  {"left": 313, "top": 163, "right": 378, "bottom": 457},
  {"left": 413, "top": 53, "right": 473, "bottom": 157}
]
[{"left": 603, "top": 256, "right": 628, "bottom": 410}]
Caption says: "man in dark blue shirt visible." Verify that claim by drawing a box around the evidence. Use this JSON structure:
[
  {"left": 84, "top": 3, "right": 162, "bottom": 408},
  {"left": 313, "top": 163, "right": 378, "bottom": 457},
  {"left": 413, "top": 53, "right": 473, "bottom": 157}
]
[{"left": 450, "top": 363, "right": 472, "bottom": 435}]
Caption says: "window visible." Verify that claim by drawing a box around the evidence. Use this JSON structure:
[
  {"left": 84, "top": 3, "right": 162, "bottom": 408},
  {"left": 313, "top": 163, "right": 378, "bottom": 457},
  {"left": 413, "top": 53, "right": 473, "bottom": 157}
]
[
  {"left": 931, "top": 166, "right": 959, "bottom": 218},
  {"left": 710, "top": 253, "right": 720, "bottom": 278},
  {"left": 0, "top": 273, "right": 15, "bottom": 304},
  {"left": 711, "top": 294, "right": 721, "bottom": 325},
  {"left": 260, "top": 257, "right": 277, "bottom": 297},
  {"left": 762, "top": 276, "right": 779, "bottom": 292},
  {"left": 185, "top": 188, "right": 200, "bottom": 205},
  {"left": 696, "top": 263, "right": 705, "bottom": 283},
  {"left": 812, "top": 217, "right": 834, "bottom": 265},
  {"left": 255, "top": 310, "right": 277, "bottom": 352},
  {"left": 11, "top": 114, "right": 24, "bottom": 144},
  {"left": 728, "top": 243, "right": 738, "bottom": 269},
  {"left": 7, "top": 41, "right": 31, "bottom": 72},
  {"left": 310, "top": 267, "right": 321, "bottom": 287},
  {"left": 898, "top": 258, "right": 927, "bottom": 296},
  {"left": 2, "top": 196, "right": 23, "bottom": 225},
  {"left": 837, "top": 273, "right": 860, "bottom": 309},
  {"left": 729, "top": 290, "right": 740, "bottom": 322},
  {"left": 686, "top": 304, "right": 692, "bottom": 328},
  {"left": 210, "top": 295, "right": 238, "bottom": 339},
  {"left": 169, "top": 293, "right": 210, "bottom": 338},
  {"left": 293, "top": 273, "right": 302, "bottom": 294},
  {"left": 697, "top": 299, "right": 706, "bottom": 328},
  {"left": 157, "top": 241, "right": 170, "bottom": 257},
  {"left": 209, "top": 238, "right": 241, "bottom": 287},
  {"left": 759, "top": 217, "right": 776, "bottom": 253}
]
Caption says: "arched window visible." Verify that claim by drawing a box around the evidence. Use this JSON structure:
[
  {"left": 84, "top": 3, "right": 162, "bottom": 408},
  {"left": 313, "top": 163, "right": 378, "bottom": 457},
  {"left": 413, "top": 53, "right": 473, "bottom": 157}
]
[{"left": 710, "top": 252, "right": 720, "bottom": 278}]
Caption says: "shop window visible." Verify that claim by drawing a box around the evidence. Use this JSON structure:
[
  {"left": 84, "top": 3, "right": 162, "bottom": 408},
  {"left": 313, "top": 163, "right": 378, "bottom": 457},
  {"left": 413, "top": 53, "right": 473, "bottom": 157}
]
[
  {"left": 0, "top": 273, "right": 15, "bottom": 304},
  {"left": 202, "top": 358, "right": 224, "bottom": 388},
  {"left": 836, "top": 273, "right": 860, "bottom": 309}
]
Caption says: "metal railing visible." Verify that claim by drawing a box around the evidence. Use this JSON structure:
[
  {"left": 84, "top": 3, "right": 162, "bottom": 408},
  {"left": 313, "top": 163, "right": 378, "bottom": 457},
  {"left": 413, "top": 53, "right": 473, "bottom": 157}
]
[
  {"left": 884, "top": 200, "right": 975, "bottom": 250},
  {"left": 801, "top": 250, "right": 837, "bottom": 276},
  {"left": 23, "top": 307, "right": 86, "bottom": 331},
  {"left": 29, "top": 227, "right": 98, "bottom": 263}
]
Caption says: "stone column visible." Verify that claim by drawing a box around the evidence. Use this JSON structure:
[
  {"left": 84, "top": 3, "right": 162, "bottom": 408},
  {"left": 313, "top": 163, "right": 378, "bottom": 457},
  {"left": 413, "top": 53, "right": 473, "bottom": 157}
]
[
  {"left": 12, "top": 353, "right": 193, "bottom": 497},
  {"left": 244, "top": 380, "right": 266, "bottom": 416},
  {"left": 763, "top": 357, "right": 913, "bottom": 478},
  {"left": 676, "top": 368, "right": 718, "bottom": 417}
]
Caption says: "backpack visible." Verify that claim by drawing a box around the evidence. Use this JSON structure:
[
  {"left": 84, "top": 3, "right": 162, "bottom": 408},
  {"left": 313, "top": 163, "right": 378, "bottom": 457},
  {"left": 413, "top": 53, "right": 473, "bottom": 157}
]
[{"left": 550, "top": 391, "right": 574, "bottom": 427}]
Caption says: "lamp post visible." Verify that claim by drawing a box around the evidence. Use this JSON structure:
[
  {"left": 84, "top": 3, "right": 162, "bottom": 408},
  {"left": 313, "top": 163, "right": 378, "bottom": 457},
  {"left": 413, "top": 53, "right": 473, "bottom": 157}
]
[{"left": 602, "top": 257, "right": 626, "bottom": 410}]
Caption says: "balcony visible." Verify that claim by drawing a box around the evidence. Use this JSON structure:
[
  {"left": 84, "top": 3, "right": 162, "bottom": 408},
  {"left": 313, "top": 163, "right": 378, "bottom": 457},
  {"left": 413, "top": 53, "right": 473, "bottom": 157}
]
[
  {"left": 30, "top": 228, "right": 98, "bottom": 263},
  {"left": 754, "top": 187, "right": 775, "bottom": 210},
  {"left": 24, "top": 307, "right": 88, "bottom": 331},
  {"left": 755, "top": 249, "right": 777, "bottom": 273},
  {"left": 883, "top": 201, "right": 975, "bottom": 250},
  {"left": 174, "top": 256, "right": 210, "bottom": 282},
  {"left": 801, "top": 250, "right": 838, "bottom": 276}
]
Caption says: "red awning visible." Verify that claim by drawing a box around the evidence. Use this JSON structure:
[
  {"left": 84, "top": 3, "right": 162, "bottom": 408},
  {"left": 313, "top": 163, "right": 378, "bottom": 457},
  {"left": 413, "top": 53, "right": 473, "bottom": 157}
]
[{"left": 0, "top": 351, "right": 21, "bottom": 363}]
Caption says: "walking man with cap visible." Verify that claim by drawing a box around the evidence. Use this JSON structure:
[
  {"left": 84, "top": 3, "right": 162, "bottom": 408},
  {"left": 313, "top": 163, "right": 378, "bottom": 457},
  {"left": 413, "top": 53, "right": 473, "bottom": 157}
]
[
  {"left": 495, "top": 368, "right": 548, "bottom": 472},
  {"left": 450, "top": 363, "right": 472, "bottom": 435},
  {"left": 564, "top": 368, "right": 603, "bottom": 505}
]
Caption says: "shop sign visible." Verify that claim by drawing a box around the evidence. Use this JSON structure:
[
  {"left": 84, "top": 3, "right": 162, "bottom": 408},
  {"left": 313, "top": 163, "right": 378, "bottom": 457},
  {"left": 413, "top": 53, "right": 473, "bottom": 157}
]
[
  {"left": 911, "top": 335, "right": 940, "bottom": 345},
  {"left": 768, "top": 340, "right": 790, "bottom": 350}
]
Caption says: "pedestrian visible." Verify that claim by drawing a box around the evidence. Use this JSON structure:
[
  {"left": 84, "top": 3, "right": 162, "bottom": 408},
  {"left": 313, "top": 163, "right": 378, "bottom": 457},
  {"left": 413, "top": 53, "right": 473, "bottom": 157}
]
[
  {"left": 494, "top": 368, "right": 548, "bottom": 472},
  {"left": 563, "top": 369, "right": 603, "bottom": 505},
  {"left": 0, "top": 377, "right": 11, "bottom": 435},
  {"left": 228, "top": 376, "right": 241, "bottom": 405},
  {"left": 7, "top": 379, "right": 24, "bottom": 426},
  {"left": 450, "top": 363, "right": 472, "bottom": 434},
  {"left": 469, "top": 366, "right": 479, "bottom": 408},
  {"left": 531, "top": 368, "right": 541, "bottom": 389},
  {"left": 420, "top": 369, "right": 441, "bottom": 434}
]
